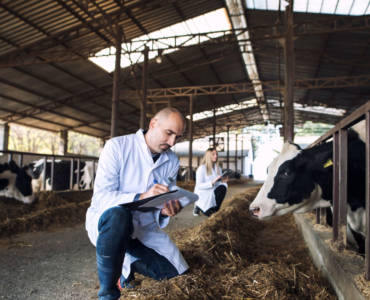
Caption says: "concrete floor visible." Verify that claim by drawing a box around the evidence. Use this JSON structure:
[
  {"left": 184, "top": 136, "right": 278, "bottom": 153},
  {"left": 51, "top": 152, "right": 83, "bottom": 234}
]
[{"left": 0, "top": 183, "right": 251, "bottom": 300}]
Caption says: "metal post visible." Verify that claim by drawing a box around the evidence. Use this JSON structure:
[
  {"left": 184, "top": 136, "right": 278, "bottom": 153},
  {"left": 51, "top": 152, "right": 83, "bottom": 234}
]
[
  {"left": 338, "top": 128, "right": 348, "bottom": 251},
  {"left": 69, "top": 158, "right": 74, "bottom": 190},
  {"left": 18, "top": 154, "right": 23, "bottom": 167},
  {"left": 50, "top": 156, "right": 55, "bottom": 190},
  {"left": 241, "top": 136, "right": 244, "bottom": 176},
  {"left": 77, "top": 158, "right": 81, "bottom": 190},
  {"left": 0, "top": 123, "right": 9, "bottom": 152},
  {"left": 333, "top": 131, "right": 339, "bottom": 242},
  {"left": 213, "top": 108, "right": 216, "bottom": 148},
  {"left": 140, "top": 46, "right": 149, "bottom": 129},
  {"left": 366, "top": 111, "right": 370, "bottom": 279},
  {"left": 167, "top": 99, "right": 172, "bottom": 107},
  {"left": 283, "top": 1, "right": 295, "bottom": 142},
  {"left": 42, "top": 156, "right": 47, "bottom": 190},
  {"left": 188, "top": 96, "right": 194, "bottom": 181},
  {"left": 111, "top": 27, "right": 122, "bottom": 138},
  {"left": 235, "top": 134, "right": 238, "bottom": 172},
  {"left": 226, "top": 126, "right": 230, "bottom": 170},
  {"left": 59, "top": 130, "right": 68, "bottom": 155}
]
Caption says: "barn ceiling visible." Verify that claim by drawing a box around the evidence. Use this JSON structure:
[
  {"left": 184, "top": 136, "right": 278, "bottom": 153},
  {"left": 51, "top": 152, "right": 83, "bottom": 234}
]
[{"left": 0, "top": 0, "right": 369, "bottom": 141}]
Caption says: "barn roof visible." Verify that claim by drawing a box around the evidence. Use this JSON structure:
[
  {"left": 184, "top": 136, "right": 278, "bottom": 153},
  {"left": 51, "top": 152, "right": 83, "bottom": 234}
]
[{"left": 0, "top": 0, "right": 369, "bottom": 140}]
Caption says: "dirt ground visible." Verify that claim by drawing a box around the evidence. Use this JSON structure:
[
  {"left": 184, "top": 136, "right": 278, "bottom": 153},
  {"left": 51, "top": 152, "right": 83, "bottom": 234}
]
[{"left": 0, "top": 181, "right": 337, "bottom": 299}]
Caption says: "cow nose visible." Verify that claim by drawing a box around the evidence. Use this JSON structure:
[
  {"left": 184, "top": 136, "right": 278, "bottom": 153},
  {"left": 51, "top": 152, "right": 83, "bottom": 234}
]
[{"left": 249, "top": 206, "right": 260, "bottom": 217}]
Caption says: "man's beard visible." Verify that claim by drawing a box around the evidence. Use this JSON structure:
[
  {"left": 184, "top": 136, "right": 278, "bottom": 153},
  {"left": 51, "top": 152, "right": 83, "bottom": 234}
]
[{"left": 159, "top": 143, "right": 170, "bottom": 151}]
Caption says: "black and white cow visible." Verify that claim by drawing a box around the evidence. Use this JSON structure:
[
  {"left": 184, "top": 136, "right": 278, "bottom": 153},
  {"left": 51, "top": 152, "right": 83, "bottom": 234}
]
[
  {"left": 249, "top": 129, "right": 365, "bottom": 252},
  {"left": 31, "top": 159, "right": 96, "bottom": 192},
  {"left": 0, "top": 160, "right": 35, "bottom": 204}
]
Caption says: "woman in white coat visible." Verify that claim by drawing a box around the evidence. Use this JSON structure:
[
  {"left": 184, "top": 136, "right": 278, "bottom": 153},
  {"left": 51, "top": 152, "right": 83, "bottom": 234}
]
[{"left": 193, "top": 148, "right": 228, "bottom": 217}]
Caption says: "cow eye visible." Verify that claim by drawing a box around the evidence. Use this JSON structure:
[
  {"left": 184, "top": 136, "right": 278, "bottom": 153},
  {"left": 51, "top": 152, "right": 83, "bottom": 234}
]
[{"left": 280, "top": 171, "right": 289, "bottom": 178}]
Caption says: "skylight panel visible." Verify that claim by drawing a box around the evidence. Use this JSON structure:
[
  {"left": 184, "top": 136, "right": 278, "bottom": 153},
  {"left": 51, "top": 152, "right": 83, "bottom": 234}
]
[
  {"left": 188, "top": 99, "right": 258, "bottom": 121},
  {"left": 246, "top": 0, "right": 255, "bottom": 9},
  {"left": 307, "top": 0, "right": 322, "bottom": 13},
  {"left": 294, "top": 0, "right": 309, "bottom": 12},
  {"left": 320, "top": 0, "right": 337, "bottom": 14},
  {"left": 336, "top": 0, "right": 354, "bottom": 14},
  {"left": 350, "top": 0, "right": 369, "bottom": 15},
  {"left": 267, "top": 0, "right": 280, "bottom": 10},
  {"left": 254, "top": 0, "right": 267, "bottom": 9},
  {"left": 90, "top": 8, "right": 231, "bottom": 73},
  {"left": 246, "top": 0, "right": 368, "bottom": 15}
]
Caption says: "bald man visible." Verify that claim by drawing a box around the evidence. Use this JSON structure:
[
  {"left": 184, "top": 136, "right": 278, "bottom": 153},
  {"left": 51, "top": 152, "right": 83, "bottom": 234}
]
[{"left": 86, "top": 108, "right": 188, "bottom": 300}]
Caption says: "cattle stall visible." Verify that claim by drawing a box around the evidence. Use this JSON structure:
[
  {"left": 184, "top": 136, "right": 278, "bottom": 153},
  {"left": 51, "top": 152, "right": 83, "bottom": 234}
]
[{"left": 0, "top": 150, "right": 98, "bottom": 192}]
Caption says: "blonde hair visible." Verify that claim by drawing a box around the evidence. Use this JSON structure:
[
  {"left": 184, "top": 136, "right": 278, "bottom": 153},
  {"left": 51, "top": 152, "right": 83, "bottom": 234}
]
[{"left": 200, "top": 148, "right": 220, "bottom": 176}]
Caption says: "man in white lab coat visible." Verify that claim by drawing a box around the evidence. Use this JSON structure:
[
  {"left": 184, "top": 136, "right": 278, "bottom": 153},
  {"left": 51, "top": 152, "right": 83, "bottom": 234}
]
[{"left": 86, "top": 108, "right": 188, "bottom": 300}]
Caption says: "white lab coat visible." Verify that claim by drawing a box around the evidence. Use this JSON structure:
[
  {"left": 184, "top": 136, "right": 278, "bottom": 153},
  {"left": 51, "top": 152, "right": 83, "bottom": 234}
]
[
  {"left": 85, "top": 129, "right": 188, "bottom": 278},
  {"left": 194, "top": 164, "right": 228, "bottom": 212}
]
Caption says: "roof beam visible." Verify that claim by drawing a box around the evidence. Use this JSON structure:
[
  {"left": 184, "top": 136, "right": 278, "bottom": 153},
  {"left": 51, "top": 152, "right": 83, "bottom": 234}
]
[
  {"left": 1, "top": 15, "right": 369, "bottom": 68},
  {"left": 125, "top": 74, "right": 370, "bottom": 98}
]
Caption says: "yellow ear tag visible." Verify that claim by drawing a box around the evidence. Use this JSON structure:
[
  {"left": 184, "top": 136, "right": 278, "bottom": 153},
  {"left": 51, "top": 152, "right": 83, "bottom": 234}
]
[{"left": 323, "top": 159, "right": 333, "bottom": 168}]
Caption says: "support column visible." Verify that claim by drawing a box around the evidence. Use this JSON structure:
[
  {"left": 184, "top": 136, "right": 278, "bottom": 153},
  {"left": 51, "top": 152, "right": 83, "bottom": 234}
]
[
  {"left": 111, "top": 27, "right": 122, "bottom": 138},
  {"left": 188, "top": 96, "right": 194, "bottom": 180},
  {"left": 235, "top": 134, "right": 238, "bottom": 172},
  {"left": 0, "top": 123, "right": 9, "bottom": 152},
  {"left": 59, "top": 130, "right": 68, "bottom": 155},
  {"left": 213, "top": 108, "right": 216, "bottom": 148},
  {"left": 140, "top": 46, "right": 149, "bottom": 129},
  {"left": 226, "top": 125, "right": 230, "bottom": 170},
  {"left": 241, "top": 135, "right": 244, "bottom": 176},
  {"left": 283, "top": 1, "right": 295, "bottom": 142},
  {"left": 167, "top": 99, "right": 172, "bottom": 107}
]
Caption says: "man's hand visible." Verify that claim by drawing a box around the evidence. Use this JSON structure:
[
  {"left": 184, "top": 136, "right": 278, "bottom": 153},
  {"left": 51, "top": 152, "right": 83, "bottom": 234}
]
[
  {"left": 140, "top": 183, "right": 169, "bottom": 200},
  {"left": 161, "top": 199, "right": 182, "bottom": 217}
]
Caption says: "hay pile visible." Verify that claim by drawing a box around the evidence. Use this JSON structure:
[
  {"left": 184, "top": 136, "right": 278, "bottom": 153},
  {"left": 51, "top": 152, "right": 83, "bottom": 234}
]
[
  {"left": 120, "top": 186, "right": 336, "bottom": 299},
  {"left": 0, "top": 190, "right": 91, "bottom": 238}
]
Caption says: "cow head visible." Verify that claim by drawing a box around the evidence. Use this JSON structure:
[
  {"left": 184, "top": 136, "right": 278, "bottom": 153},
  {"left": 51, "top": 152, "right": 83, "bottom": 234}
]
[
  {"left": 249, "top": 142, "right": 331, "bottom": 219},
  {"left": 0, "top": 161, "right": 35, "bottom": 204}
]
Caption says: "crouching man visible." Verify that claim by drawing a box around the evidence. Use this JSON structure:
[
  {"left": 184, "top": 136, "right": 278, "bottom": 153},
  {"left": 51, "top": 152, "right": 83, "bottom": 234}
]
[{"left": 85, "top": 108, "right": 188, "bottom": 300}]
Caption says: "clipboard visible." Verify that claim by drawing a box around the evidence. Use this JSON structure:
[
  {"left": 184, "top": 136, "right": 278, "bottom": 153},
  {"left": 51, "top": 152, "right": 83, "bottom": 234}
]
[{"left": 122, "top": 187, "right": 198, "bottom": 211}]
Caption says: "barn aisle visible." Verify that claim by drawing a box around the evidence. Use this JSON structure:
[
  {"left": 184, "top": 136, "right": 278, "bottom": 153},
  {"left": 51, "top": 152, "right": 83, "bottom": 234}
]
[{"left": 0, "top": 182, "right": 336, "bottom": 299}]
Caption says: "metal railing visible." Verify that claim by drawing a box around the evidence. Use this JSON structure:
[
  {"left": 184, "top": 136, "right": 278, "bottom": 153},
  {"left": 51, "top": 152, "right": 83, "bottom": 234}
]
[
  {"left": 310, "top": 101, "right": 370, "bottom": 279},
  {"left": 0, "top": 150, "right": 98, "bottom": 191}
]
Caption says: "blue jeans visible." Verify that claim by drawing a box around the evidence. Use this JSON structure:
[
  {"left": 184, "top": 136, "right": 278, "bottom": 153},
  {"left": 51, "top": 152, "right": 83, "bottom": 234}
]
[{"left": 96, "top": 206, "right": 178, "bottom": 300}]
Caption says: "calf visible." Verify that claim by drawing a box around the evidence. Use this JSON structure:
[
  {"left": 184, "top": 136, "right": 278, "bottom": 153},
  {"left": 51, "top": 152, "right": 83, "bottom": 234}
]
[
  {"left": 249, "top": 130, "right": 365, "bottom": 252},
  {"left": 0, "top": 160, "right": 35, "bottom": 204}
]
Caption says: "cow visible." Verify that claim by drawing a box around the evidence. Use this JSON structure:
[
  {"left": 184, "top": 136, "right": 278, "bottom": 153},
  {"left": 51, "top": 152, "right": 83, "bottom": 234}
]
[
  {"left": 0, "top": 160, "right": 35, "bottom": 204},
  {"left": 31, "top": 159, "right": 96, "bottom": 192},
  {"left": 249, "top": 128, "right": 365, "bottom": 252}
]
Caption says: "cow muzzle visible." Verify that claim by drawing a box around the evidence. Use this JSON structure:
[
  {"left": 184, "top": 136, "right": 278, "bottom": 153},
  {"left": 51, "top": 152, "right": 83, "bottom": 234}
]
[{"left": 249, "top": 206, "right": 260, "bottom": 218}]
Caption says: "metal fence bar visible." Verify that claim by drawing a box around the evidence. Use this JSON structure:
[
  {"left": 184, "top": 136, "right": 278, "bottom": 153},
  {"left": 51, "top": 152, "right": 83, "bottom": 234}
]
[
  {"left": 77, "top": 158, "right": 81, "bottom": 191},
  {"left": 42, "top": 156, "right": 47, "bottom": 190},
  {"left": 69, "top": 158, "right": 74, "bottom": 190},
  {"left": 18, "top": 154, "right": 23, "bottom": 167},
  {"left": 338, "top": 128, "right": 348, "bottom": 251},
  {"left": 50, "top": 156, "right": 55, "bottom": 190},
  {"left": 366, "top": 111, "right": 370, "bottom": 280},
  {"left": 332, "top": 131, "right": 339, "bottom": 242}
]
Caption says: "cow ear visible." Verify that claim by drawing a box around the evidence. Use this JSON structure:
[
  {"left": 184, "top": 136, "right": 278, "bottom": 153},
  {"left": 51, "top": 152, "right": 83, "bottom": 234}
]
[{"left": 311, "top": 150, "right": 332, "bottom": 171}]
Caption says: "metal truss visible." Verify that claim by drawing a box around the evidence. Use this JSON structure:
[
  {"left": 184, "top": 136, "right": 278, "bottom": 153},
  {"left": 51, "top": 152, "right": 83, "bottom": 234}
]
[
  {"left": 0, "top": 15, "right": 368, "bottom": 68},
  {"left": 125, "top": 74, "right": 370, "bottom": 99}
]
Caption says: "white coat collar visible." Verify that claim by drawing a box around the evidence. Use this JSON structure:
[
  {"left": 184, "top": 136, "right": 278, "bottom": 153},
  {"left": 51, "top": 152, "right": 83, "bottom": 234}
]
[{"left": 135, "top": 129, "right": 169, "bottom": 168}]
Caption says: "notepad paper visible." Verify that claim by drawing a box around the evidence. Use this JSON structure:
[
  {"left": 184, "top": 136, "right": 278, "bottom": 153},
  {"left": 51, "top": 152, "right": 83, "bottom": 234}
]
[{"left": 123, "top": 187, "right": 198, "bottom": 211}]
